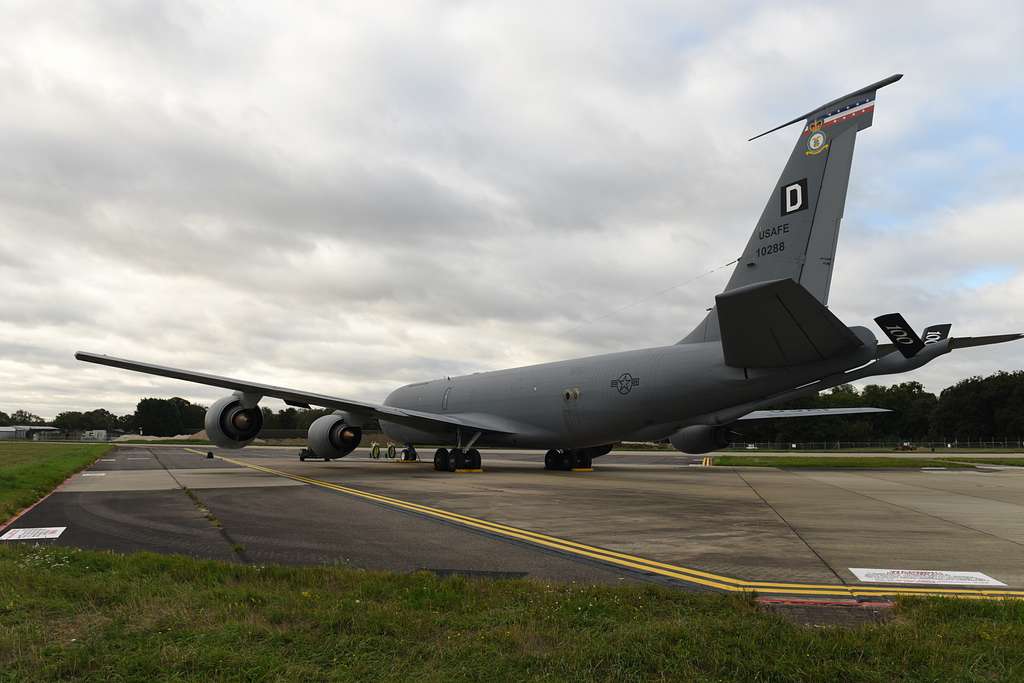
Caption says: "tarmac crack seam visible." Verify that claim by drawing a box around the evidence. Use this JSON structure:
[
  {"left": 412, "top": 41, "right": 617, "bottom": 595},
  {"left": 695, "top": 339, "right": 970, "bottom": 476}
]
[
  {"left": 731, "top": 469, "right": 849, "bottom": 586},
  {"left": 149, "top": 449, "right": 251, "bottom": 563},
  {"left": 183, "top": 449, "right": 1024, "bottom": 600},
  {"left": 794, "top": 469, "right": 1024, "bottom": 550}
]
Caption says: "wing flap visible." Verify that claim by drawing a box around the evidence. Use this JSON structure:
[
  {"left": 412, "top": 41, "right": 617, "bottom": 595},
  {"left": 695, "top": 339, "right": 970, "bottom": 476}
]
[
  {"left": 716, "top": 278, "right": 863, "bottom": 368},
  {"left": 74, "top": 351, "right": 516, "bottom": 435}
]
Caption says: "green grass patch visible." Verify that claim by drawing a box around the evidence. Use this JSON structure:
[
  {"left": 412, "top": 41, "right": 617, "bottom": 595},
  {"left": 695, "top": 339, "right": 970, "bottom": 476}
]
[
  {"left": 1, "top": 544, "right": 1022, "bottom": 681},
  {"left": 712, "top": 456, "right": 973, "bottom": 468},
  {"left": 0, "top": 443, "right": 111, "bottom": 522}
]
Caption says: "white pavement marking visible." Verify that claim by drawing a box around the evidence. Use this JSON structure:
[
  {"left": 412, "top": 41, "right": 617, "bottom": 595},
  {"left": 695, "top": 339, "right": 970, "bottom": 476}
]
[
  {"left": 850, "top": 567, "right": 1006, "bottom": 586},
  {"left": 81, "top": 472, "right": 106, "bottom": 477},
  {"left": 100, "top": 458, "right": 115, "bottom": 462},
  {"left": 1, "top": 527, "right": 67, "bottom": 541}
]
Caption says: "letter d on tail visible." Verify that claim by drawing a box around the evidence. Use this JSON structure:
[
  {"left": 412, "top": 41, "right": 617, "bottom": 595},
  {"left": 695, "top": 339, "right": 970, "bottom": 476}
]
[{"left": 781, "top": 179, "right": 808, "bottom": 215}]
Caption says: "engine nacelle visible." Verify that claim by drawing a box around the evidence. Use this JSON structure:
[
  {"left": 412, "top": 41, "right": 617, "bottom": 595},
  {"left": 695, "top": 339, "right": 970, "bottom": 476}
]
[
  {"left": 205, "top": 395, "right": 264, "bottom": 449},
  {"left": 308, "top": 412, "right": 362, "bottom": 460},
  {"left": 669, "top": 425, "right": 731, "bottom": 454}
]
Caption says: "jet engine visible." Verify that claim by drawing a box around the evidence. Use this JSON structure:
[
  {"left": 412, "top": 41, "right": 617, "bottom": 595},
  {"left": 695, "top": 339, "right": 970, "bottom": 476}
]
[
  {"left": 669, "top": 425, "right": 731, "bottom": 454},
  {"left": 307, "top": 412, "right": 362, "bottom": 460},
  {"left": 205, "top": 395, "right": 264, "bottom": 449}
]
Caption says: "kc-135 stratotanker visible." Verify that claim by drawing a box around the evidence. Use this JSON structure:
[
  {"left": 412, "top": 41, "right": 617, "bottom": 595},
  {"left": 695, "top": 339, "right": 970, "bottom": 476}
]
[{"left": 78, "top": 74, "right": 1022, "bottom": 472}]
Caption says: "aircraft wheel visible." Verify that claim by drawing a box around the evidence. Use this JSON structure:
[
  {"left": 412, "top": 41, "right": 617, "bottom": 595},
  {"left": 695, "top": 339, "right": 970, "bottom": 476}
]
[
  {"left": 386, "top": 444, "right": 397, "bottom": 459},
  {"left": 544, "top": 449, "right": 558, "bottom": 470},
  {"left": 299, "top": 453, "right": 306, "bottom": 462},
  {"left": 433, "top": 448, "right": 449, "bottom": 471},
  {"left": 465, "top": 448, "right": 481, "bottom": 469},
  {"left": 403, "top": 446, "right": 418, "bottom": 462},
  {"left": 450, "top": 448, "right": 465, "bottom": 471},
  {"left": 573, "top": 452, "right": 592, "bottom": 469},
  {"left": 558, "top": 450, "right": 573, "bottom": 471}
]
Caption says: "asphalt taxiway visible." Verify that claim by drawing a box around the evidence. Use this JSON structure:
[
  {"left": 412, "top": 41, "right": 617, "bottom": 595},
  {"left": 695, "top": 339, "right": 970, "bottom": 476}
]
[{"left": 5, "top": 445, "right": 1024, "bottom": 600}]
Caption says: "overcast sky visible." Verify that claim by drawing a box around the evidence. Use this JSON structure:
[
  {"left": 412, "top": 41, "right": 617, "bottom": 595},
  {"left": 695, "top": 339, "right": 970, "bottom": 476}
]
[{"left": 2, "top": 1, "right": 1023, "bottom": 418}]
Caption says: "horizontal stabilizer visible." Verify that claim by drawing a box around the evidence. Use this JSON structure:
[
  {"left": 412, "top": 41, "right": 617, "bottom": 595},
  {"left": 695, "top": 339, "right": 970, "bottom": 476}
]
[
  {"left": 738, "top": 407, "right": 891, "bottom": 421},
  {"left": 716, "top": 278, "right": 863, "bottom": 368},
  {"left": 749, "top": 74, "right": 903, "bottom": 141}
]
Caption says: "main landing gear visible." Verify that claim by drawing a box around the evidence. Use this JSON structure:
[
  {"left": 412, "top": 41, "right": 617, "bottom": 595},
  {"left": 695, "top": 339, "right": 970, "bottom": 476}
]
[
  {"left": 544, "top": 449, "right": 592, "bottom": 471},
  {"left": 433, "top": 447, "right": 482, "bottom": 472}
]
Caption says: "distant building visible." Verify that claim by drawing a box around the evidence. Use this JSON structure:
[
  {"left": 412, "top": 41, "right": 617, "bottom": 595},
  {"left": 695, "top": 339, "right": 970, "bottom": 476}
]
[{"left": 0, "top": 425, "right": 60, "bottom": 440}]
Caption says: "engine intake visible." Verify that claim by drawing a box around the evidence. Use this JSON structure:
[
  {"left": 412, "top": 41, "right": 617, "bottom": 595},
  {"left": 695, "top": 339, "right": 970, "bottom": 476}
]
[
  {"left": 308, "top": 412, "right": 362, "bottom": 460},
  {"left": 669, "top": 425, "right": 731, "bottom": 454},
  {"left": 205, "top": 395, "right": 264, "bottom": 449}
]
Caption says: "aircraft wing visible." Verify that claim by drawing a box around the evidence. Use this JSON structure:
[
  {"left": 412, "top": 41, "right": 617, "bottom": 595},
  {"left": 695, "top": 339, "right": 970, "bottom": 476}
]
[
  {"left": 950, "top": 333, "right": 1024, "bottom": 349},
  {"left": 716, "top": 278, "right": 863, "bottom": 368},
  {"left": 74, "top": 351, "right": 516, "bottom": 435},
  {"left": 737, "top": 407, "right": 891, "bottom": 420},
  {"left": 874, "top": 333, "right": 1023, "bottom": 358}
]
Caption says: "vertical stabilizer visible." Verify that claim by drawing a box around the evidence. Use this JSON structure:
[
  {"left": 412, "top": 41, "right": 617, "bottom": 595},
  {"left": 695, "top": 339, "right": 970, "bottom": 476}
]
[{"left": 681, "top": 74, "right": 902, "bottom": 344}]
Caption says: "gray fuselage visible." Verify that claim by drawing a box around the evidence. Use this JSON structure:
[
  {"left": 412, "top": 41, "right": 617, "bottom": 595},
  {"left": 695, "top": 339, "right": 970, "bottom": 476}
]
[{"left": 380, "top": 333, "right": 877, "bottom": 449}]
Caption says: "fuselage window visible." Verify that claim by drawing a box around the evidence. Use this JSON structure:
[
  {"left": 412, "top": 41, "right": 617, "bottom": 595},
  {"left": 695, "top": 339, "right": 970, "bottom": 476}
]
[{"left": 442, "top": 387, "right": 451, "bottom": 410}]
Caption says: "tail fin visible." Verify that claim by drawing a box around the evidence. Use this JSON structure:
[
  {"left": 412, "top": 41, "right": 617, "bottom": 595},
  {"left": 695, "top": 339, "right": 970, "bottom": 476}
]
[{"left": 681, "top": 74, "right": 902, "bottom": 344}]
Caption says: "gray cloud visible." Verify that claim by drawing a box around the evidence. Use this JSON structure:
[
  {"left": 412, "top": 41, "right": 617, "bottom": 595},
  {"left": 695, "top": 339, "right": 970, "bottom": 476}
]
[{"left": 1, "top": 1, "right": 1023, "bottom": 417}]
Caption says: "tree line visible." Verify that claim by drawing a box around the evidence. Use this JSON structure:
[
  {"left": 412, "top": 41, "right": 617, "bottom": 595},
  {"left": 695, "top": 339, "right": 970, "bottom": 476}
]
[
  {"left": 3, "top": 370, "right": 1023, "bottom": 441},
  {"left": 741, "top": 371, "right": 1024, "bottom": 443}
]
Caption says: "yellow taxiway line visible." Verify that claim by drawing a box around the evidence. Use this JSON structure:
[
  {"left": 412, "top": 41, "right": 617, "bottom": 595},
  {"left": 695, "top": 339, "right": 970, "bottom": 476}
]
[{"left": 185, "top": 448, "right": 1024, "bottom": 600}]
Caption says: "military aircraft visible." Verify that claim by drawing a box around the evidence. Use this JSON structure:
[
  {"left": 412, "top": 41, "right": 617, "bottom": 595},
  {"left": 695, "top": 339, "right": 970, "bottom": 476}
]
[{"left": 77, "top": 74, "right": 1021, "bottom": 472}]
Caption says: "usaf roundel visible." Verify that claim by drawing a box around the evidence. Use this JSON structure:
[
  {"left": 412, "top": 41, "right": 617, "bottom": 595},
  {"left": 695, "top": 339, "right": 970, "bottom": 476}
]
[{"left": 610, "top": 373, "right": 640, "bottom": 395}]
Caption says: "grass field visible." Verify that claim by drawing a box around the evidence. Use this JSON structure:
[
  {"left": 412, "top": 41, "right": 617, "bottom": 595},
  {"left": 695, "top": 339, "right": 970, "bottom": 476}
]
[
  {"left": 711, "top": 455, "right": 973, "bottom": 468},
  {"left": 0, "top": 442, "right": 111, "bottom": 522},
  {"left": 0, "top": 544, "right": 1022, "bottom": 682}
]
